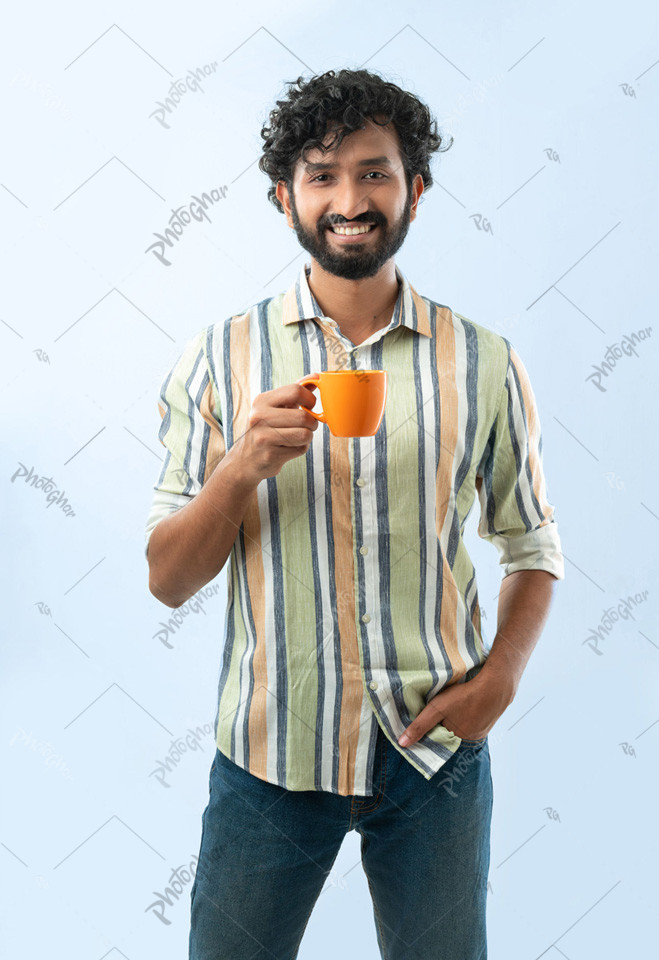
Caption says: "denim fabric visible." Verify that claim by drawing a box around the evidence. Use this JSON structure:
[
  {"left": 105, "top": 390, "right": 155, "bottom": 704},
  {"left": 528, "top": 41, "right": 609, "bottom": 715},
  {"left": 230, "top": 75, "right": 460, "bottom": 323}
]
[{"left": 189, "top": 722, "right": 493, "bottom": 959}]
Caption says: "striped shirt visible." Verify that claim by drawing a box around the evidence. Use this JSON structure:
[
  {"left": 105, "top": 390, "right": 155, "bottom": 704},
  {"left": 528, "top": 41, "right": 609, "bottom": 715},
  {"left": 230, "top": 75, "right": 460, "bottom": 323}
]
[{"left": 145, "top": 261, "right": 564, "bottom": 796}]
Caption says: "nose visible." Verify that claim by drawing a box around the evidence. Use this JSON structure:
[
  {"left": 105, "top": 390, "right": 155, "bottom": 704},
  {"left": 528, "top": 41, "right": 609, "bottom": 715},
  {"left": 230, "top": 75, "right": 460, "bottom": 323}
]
[{"left": 330, "top": 180, "right": 373, "bottom": 224}]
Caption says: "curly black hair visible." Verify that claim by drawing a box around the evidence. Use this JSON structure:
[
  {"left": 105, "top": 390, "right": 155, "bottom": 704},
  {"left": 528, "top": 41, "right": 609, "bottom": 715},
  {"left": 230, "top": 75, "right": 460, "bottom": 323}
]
[{"left": 258, "top": 68, "right": 453, "bottom": 214}]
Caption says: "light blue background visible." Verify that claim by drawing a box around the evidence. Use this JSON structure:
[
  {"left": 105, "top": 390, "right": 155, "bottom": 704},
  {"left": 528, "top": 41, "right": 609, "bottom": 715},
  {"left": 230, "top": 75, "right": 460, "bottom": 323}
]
[{"left": 2, "top": 1, "right": 658, "bottom": 957}]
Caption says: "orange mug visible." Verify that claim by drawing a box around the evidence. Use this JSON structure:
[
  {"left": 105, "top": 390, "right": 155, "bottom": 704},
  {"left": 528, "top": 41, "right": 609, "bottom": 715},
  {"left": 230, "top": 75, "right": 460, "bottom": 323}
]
[{"left": 297, "top": 370, "right": 388, "bottom": 437}]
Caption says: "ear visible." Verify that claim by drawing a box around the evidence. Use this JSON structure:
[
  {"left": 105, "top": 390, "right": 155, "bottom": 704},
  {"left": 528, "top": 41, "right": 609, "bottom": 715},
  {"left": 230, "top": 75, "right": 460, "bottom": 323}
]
[
  {"left": 409, "top": 174, "right": 424, "bottom": 223},
  {"left": 276, "top": 180, "right": 294, "bottom": 227}
]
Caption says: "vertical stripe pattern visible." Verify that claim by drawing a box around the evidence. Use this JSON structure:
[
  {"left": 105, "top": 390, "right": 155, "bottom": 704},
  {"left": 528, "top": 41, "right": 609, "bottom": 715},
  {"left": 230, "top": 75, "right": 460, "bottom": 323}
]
[{"left": 145, "top": 263, "right": 565, "bottom": 795}]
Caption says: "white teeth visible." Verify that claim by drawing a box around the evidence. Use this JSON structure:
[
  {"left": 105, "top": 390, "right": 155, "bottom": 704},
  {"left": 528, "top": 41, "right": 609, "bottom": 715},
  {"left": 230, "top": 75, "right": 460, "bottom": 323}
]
[{"left": 331, "top": 224, "right": 374, "bottom": 235}]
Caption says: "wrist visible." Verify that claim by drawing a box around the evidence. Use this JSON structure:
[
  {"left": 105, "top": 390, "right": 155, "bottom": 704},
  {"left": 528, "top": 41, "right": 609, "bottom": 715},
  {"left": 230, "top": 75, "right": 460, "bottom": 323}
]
[
  {"left": 217, "top": 446, "right": 260, "bottom": 495},
  {"left": 474, "top": 657, "right": 518, "bottom": 708}
]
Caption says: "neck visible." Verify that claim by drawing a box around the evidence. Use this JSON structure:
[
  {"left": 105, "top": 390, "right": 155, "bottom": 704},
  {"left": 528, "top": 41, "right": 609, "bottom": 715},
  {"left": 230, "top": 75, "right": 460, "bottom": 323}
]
[{"left": 307, "top": 260, "right": 400, "bottom": 346}]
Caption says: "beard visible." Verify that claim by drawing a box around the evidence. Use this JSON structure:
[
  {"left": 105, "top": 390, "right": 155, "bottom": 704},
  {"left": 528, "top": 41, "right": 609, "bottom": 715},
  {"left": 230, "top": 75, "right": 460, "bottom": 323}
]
[{"left": 287, "top": 184, "right": 414, "bottom": 281}]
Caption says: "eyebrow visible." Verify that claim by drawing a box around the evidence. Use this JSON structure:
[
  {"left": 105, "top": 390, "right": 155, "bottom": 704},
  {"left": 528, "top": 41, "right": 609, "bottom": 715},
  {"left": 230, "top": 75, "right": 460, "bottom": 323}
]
[{"left": 303, "top": 155, "right": 394, "bottom": 173}]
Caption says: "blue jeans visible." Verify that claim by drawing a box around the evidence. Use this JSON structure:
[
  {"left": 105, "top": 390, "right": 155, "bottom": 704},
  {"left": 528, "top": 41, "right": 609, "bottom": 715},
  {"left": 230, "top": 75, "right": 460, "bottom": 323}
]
[{"left": 189, "top": 722, "right": 493, "bottom": 959}]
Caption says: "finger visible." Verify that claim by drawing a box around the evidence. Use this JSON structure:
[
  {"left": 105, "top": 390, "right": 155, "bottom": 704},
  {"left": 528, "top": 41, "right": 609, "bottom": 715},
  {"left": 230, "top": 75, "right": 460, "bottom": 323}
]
[
  {"left": 295, "top": 379, "right": 320, "bottom": 396},
  {"left": 398, "top": 703, "right": 444, "bottom": 747},
  {"left": 249, "top": 405, "right": 316, "bottom": 429},
  {"left": 267, "top": 383, "right": 318, "bottom": 413}
]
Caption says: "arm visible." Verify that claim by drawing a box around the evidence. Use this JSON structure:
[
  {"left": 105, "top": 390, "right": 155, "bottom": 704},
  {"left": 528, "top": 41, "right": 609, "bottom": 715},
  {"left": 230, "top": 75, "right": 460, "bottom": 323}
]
[
  {"left": 474, "top": 474, "right": 559, "bottom": 698},
  {"left": 148, "top": 449, "right": 257, "bottom": 608},
  {"left": 475, "top": 568, "right": 557, "bottom": 705},
  {"left": 471, "top": 342, "right": 564, "bottom": 702},
  {"left": 144, "top": 328, "right": 320, "bottom": 609},
  {"left": 144, "top": 326, "right": 241, "bottom": 609}
]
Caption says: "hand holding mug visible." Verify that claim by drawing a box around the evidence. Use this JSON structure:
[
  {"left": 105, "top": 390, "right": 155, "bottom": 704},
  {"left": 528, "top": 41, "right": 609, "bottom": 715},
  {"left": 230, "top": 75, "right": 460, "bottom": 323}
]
[{"left": 229, "top": 383, "right": 320, "bottom": 484}]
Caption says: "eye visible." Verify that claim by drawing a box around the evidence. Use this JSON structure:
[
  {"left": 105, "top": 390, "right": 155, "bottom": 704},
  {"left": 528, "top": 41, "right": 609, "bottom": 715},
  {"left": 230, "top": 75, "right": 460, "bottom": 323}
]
[{"left": 310, "top": 172, "right": 388, "bottom": 182}]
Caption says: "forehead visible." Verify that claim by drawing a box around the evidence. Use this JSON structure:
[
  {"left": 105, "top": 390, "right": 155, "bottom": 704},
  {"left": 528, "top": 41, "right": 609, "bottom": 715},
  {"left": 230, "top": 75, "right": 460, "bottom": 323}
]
[{"left": 296, "top": 116, "right": 402, "bottom": 172}]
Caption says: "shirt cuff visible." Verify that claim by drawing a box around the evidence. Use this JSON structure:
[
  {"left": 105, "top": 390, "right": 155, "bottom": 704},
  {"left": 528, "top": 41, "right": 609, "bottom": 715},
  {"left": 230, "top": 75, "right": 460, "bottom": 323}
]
[
  {"left": 144, "top": 491, "right": 193, "bottom": 559},
  {"left": 490, "top": 521, "right": 565, "bottom": 580}
]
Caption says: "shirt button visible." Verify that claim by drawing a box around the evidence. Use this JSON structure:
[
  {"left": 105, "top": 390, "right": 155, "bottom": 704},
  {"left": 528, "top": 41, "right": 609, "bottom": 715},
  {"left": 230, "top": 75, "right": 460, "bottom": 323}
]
[
  {"left": 356, "top": 477, "right": 366, "bottom": 487},
  {"left": 352, "top": 349, "right": 360, "bottom": 359},
  {"left": 362, "top": 614, "right": 371, "bottom": 623},
  {"left": 369, "top": 680, "right": 378, "bottom": 690},
  {"left": 359, "top": 545, "right": 368, "bottom": 555}
]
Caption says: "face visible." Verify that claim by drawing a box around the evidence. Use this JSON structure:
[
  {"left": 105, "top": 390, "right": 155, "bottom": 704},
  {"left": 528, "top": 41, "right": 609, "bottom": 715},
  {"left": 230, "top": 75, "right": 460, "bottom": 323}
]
[{"left": 277, "top": 116, "right": 423, "bottom": 280}]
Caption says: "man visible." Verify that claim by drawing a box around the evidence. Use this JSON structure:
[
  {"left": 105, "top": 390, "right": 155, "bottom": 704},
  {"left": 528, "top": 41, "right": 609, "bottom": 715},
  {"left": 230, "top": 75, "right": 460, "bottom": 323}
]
[{"left": 145, "top": 68, "right": 564, "bottom": 960}]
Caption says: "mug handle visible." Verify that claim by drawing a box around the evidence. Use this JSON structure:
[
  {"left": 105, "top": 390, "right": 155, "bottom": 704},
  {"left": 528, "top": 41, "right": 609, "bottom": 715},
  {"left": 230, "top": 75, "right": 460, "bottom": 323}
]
[{"left": 297, "top": 374, "right": 328, "bottom": 424}]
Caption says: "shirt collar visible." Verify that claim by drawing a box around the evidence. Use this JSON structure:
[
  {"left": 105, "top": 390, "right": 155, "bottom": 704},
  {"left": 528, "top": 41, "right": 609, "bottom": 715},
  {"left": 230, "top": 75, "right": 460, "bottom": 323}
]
[{"left": 282, "top": 261, "right": 432, "bottom": 338}]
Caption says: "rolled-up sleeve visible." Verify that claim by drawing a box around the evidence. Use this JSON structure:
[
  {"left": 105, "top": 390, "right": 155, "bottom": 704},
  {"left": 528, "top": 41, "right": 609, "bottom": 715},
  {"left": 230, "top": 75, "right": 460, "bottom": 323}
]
[
  {"left": 145, "top": 326, "right": 225, "bottom": 559},
  {"left": 476, "top": 342, "right": 564, "bottom": 580}
]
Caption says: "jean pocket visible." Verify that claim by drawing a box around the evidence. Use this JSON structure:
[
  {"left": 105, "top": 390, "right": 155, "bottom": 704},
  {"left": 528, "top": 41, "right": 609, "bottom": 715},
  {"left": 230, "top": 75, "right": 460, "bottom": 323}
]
[{"left": 459, "top": 736, "right": 487, "bottom": 747}]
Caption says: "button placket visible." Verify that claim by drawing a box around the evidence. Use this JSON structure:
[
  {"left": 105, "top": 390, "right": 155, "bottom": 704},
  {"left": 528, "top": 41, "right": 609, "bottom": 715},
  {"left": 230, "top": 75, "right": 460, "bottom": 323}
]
[
  {"left": 368, "top": 441, "right": 381, "bottom": 702},
  {"left": 356, "top": 435, "right": 381, "bottom": 703}
]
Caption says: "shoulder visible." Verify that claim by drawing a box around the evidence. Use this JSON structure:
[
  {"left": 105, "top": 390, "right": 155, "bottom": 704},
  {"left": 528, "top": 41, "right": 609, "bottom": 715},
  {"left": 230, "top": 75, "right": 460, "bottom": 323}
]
[
  {"left": 423, "top": 298, "right": 511, "bottom": 388},
  {"left": 205, "top": 292, "right": 282, "bottom": 344},
  {"left": 451, "top": 308, "right": 510, "bottom": 367}
]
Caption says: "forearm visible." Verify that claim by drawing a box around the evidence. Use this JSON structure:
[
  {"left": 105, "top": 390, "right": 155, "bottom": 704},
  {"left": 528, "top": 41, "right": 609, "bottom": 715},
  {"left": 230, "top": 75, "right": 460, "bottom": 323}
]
[
  {"left": 478, "top": 569, "right": 557, "bottom": 699},
  {"left": 148, "top": 449, "right": 258, "bottom": 608}
]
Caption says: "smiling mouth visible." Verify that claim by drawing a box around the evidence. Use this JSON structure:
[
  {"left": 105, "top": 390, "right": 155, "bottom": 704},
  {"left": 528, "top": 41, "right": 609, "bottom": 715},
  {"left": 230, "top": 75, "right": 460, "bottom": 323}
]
[{"left": 328, "top": 223, "right": 378, "bottom": 237}]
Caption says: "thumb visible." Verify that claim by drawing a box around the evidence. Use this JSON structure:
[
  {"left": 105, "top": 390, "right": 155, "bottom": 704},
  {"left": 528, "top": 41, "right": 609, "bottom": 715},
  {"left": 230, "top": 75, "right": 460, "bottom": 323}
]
[{"left": 398, "top": 700, "right": 444, "bottom": 748}]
